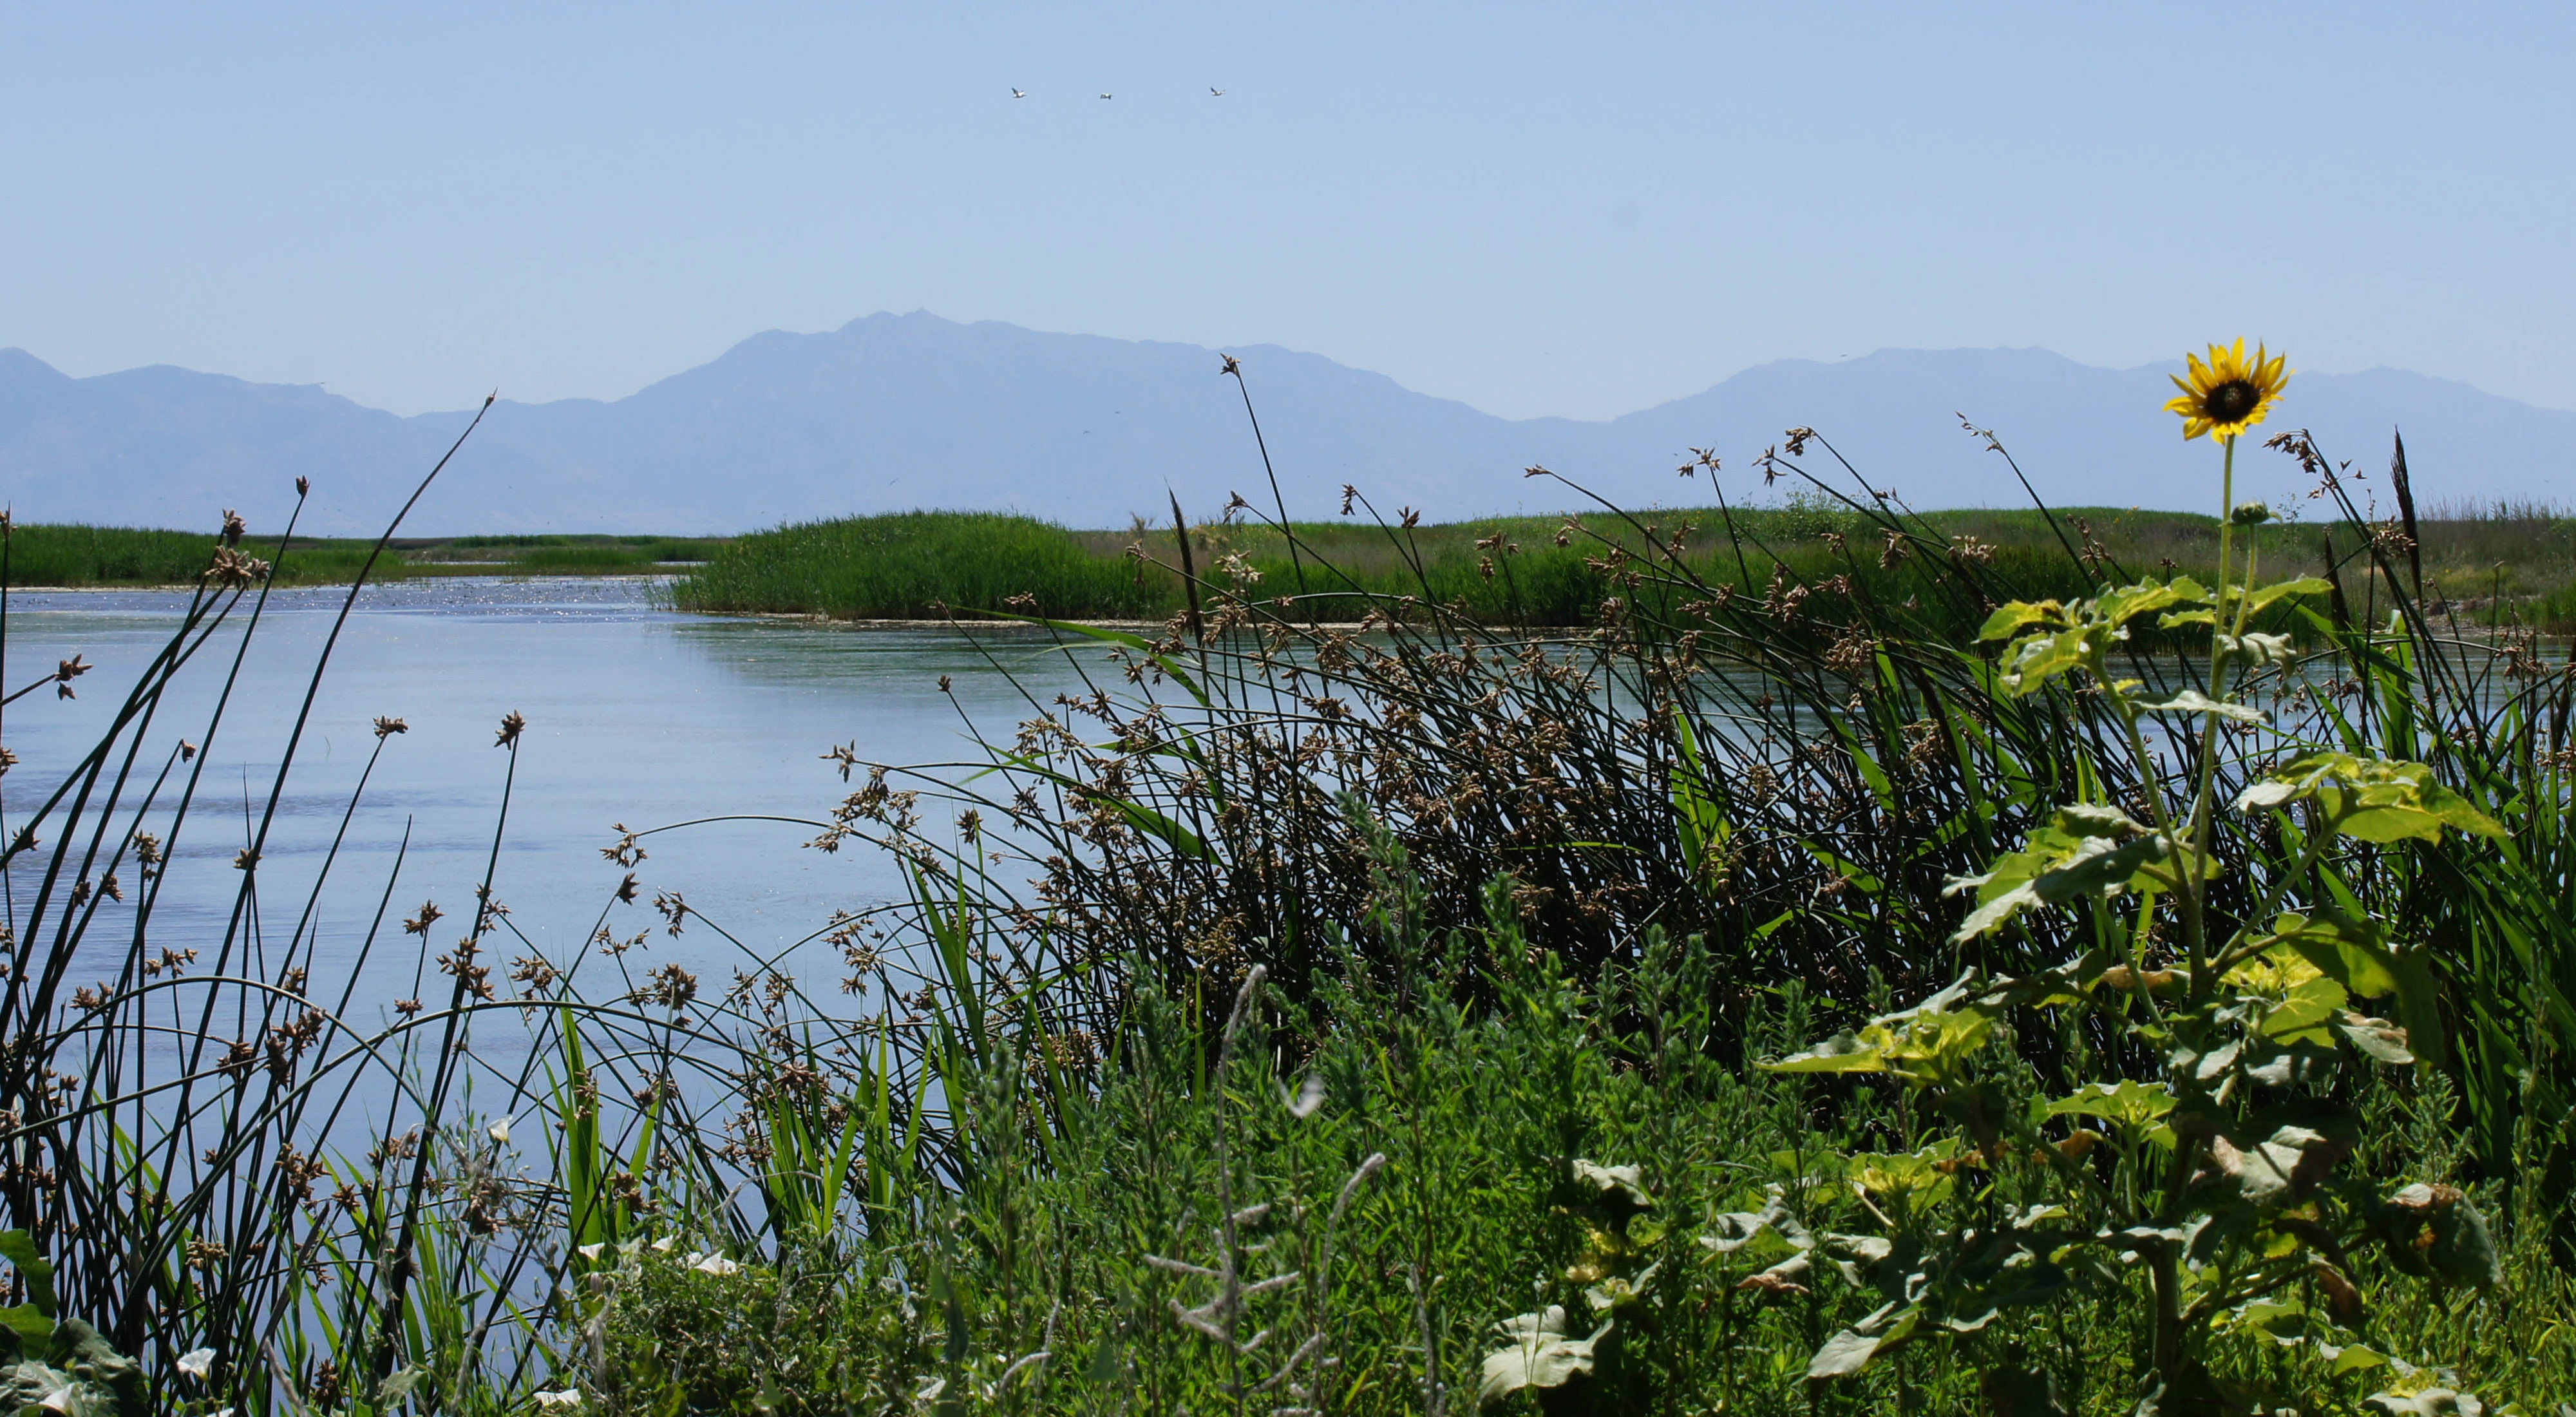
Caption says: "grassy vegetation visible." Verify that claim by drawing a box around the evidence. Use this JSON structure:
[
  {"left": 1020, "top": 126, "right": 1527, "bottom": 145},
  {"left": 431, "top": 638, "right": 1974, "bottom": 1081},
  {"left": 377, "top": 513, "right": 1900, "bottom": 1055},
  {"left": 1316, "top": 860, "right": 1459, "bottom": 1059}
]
[
  {"left": 567, "top": 922, "right": 2572, "bottom": 1415},
  {"left": 0, "top": 524, "right": 721, "bottom": 587},
  {"left": 672, "top": 494, "right": 2576, "bottom": 637},
  {"left": 1, "top": 418, "right": 2571, "bottom": 1414},
  {"left": 669, "top": 510, "right": 1175, "bottom": 620}
]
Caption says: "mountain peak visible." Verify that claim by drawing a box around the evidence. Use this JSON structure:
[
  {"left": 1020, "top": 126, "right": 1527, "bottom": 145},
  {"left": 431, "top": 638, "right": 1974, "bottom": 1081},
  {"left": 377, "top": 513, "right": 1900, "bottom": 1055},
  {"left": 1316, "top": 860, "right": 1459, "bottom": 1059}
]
[{"left": 3, "top": 321, "right": 2568, "bottom": 535}]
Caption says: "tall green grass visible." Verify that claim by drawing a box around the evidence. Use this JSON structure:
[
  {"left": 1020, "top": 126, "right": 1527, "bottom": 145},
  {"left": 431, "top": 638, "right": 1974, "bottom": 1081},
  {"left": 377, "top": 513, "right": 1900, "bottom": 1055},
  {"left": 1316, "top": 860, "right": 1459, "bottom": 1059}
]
[
  {"left": 670, "top": 510, "right": 1173, "bottom": 619},
  {"left": 670, "top": 497, "right": 2576, "bottom": 634},
  {"left": 0, "top": 524, "right": 310, "bottom": 585},
  {"left": 0, "top": 524, "right": 721, "bottom": 587},
  {"left": 573, "top": 903, "right": 2575, "bottom": 1414}
]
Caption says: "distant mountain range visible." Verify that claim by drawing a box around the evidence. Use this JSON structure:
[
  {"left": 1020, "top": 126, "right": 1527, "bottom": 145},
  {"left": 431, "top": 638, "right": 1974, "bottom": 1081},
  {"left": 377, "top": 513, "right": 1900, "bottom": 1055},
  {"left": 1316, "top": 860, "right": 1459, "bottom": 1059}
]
[{"left": 5, "top": 312, "right": 2571, "bottom": 537}]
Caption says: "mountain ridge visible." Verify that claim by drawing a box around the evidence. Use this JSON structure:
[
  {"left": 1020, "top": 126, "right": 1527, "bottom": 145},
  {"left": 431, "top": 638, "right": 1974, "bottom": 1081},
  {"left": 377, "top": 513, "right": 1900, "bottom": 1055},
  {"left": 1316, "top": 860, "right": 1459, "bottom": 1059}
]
[{"left": 6, "top": 312, "right": 2571, "bottom": 537}]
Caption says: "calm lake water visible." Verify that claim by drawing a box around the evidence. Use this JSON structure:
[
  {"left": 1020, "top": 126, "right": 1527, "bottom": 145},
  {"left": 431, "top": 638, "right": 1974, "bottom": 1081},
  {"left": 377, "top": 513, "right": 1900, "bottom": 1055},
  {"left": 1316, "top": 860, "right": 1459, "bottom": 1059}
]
[{"left": 0, "top": 577, "right": 1100, "bottom": 1031}]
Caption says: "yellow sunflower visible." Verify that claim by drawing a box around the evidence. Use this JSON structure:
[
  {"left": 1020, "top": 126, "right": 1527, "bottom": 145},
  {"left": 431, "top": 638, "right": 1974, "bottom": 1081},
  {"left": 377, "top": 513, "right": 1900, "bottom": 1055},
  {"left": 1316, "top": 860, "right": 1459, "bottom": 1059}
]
[{"left": 2165, "top": 339, "right": 2289, "bottom": 441}]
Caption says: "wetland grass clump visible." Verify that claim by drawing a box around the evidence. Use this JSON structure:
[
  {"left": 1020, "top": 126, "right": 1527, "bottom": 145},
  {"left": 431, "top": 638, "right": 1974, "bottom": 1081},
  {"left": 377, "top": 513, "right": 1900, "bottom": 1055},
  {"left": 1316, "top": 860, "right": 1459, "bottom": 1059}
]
[
  {"left": 670, "top": 494, "right": 2576, "bottom": 638},
  {"left": 669, "top": 509, "right": 1175, "bottom": 619},
  {"left": 0, "top": 524, "right": 721, "bottom": 587},
  {"left": 3, "top": 357, "right": 2573, "bottom": 1413}
]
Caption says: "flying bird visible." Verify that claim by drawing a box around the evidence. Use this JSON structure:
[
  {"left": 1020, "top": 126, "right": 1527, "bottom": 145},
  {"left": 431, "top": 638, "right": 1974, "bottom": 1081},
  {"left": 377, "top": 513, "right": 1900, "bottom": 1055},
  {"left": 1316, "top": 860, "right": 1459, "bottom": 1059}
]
[
  {"left": 1209, "top": 87, "right": 1225, "bottom": 96},
  {"left": 1099, "top": 92, "right": 1113, "bottom": 99},
  {"left": 1011, "top": 88, "right": 1026, "bottom": 99}
]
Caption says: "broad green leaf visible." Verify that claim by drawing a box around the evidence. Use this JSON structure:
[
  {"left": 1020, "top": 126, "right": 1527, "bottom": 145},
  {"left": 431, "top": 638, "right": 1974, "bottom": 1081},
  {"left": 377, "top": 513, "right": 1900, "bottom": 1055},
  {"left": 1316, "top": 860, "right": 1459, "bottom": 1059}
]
[
  {"left": 1702, "top": 1213, "right": 1777, "bottom": 1254},
  {"left": 2052, "top": 803, "right": 2146, "bottom": 838},
  {"left": 2045, "top": 1080, "right": 2177, "bottom": 1129},
  {"left": 2226, "top": 1297, "right": 2306, "bottom": 1342},
  {"left": 2362, "top": 1384, "right": 2488, "bottom": 1416},
  {"left": 2387, "top": 943, "right": 2450, "bottom": 1069},
  {"left": 2210, "top": 1125, "right": 2340, "bottom": 1205},
  {"left": 0, "top": 1302, "right": 51, "bottom": 1350},
  {"left": 1479, "top": 1307, "right": 1605, "bottom": 1403},
  {"left": 2259, "top": 976, "right": 2351, "bottom": 1044},
  {"left": 1570, "top": 1159, "right": 1653, "bottom": 1210},
  {"left": 1806, "top": 1327, "right": 1884, "bottom": 1380},
  {"left": 1758, "top": 1031, "right": 1882, "bottom": 1074},
  {"left": 2227, "top": 576, "right": 2333, "bottom": 615},
  {"left": 2094, "top": 578, "right": 2209, "bottom": 627},
  {"left": 1846, "top": 1141, "right": 1964, "bottom": 1212},
  {"left": 1978, "top": 600, "right": 2062, "bottom": 642},
  {"left": 1759, "top": 1007, "right": 1994, "bottom": 1089},
  {"left": 2323, "top": 1342, "right": 2390, "bottom": 1374},
  {"left": 1995, "top": 625, "right": 2105, "bottom": 696},
  {"left": 2334, "top": 1015, "right": 2416, "bottom": 1065},
  {"left": 2219, "top": 631, "right": 2297, "bottom": 669},
  {"left": 1584, "top": 1259, "right": 1661, "bottom": 1313},
  {"left": 0, "top": 1232, "right": 54, "bottom": 1319},
  {"left": 1877, "top": 971, "right": 1985, "bottom": 1022},
  {"left": 2374, "top": 1184, "right": 2503, "bottom": 1288},
  {"left": 2259, "top": 911, "right": 2401, "bottom": 998},
  {"left": 2235, "top": 752, "right": 2507, "bottom": 843},
  {"left": 1949, "top": 828, "right": 2174, "bottom": 942},
  {"left": 1949, "top": 879, "right": 2043, "bottom": 943},
  {"left": 2137, "top": 689, "right": 2264, "bottom": 725},
  {"left": 1985, "top": 945, "right": 2118, "bottom": 1010},
  {"left": 1870, "top": 1011, "right": 1994, "bottom": 1086}
]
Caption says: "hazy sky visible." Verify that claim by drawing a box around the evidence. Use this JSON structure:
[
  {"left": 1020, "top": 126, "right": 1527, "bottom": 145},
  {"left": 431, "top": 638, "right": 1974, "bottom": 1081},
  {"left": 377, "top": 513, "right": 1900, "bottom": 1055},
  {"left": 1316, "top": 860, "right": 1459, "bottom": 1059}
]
[{"left": 5, "top": 2, "right": 2570, "bottom": 420}]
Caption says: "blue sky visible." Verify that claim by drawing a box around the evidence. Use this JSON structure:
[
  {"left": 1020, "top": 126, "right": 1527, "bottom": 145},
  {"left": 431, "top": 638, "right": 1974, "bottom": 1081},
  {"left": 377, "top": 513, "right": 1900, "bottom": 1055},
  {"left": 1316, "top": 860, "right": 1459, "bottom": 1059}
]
[{"left": 5, "top": 1, "right": 2569, "bottom": 419}]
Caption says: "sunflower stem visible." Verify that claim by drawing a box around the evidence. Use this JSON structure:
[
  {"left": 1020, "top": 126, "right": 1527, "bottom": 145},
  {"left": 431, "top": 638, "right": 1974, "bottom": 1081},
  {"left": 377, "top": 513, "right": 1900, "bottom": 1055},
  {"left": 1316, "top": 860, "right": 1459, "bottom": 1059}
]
[{"left": 2177, "top": 434, "right": 2239, "bottom": 994}]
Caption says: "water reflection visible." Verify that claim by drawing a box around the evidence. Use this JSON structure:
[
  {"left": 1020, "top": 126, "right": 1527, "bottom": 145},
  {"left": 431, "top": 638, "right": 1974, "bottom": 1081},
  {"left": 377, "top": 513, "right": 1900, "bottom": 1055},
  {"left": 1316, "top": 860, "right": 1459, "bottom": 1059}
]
[{"left": 0, "top": 578, "right": 1101, "bottom": 1056}]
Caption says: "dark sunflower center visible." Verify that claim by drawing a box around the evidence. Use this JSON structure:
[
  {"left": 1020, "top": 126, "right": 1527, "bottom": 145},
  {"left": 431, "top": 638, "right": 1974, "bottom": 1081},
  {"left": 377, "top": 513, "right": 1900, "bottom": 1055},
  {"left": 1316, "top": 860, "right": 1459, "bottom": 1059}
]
[{"left": 2205, "top": 379, "right": 2260, "bottom": 423}]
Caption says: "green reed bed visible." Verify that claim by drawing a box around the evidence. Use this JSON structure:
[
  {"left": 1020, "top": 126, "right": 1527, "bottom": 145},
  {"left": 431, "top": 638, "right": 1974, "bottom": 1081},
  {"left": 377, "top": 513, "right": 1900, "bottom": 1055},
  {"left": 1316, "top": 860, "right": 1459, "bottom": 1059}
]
[
  {"left": 668, "top": 511, "right": 1174, "bottom": 620},
  {"left": 1, "top": 399, "right": 2572, "bottom": 1413},
  {"left": 0, "top": 524, "right": 718, "bottom": 587},
  {"left": 668, "top": 497, "right": 2576, "bottom": 636}
]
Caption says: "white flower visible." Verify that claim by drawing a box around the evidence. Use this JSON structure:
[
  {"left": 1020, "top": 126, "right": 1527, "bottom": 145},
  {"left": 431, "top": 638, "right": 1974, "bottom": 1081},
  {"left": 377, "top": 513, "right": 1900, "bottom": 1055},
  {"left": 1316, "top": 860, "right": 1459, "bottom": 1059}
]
[
  {"left": 687, "top": 1253, "right": 740, "bottom": 1277},
  {"left": 177, "top": 1347, "right": 216, "bottom": 1378},
  {"left": 533, "top": 1389, "right": 585, "bottom": 1410},
  {"left": 576, "top": 1242, "right": 607, "bottom": 1260},
  {"left": 650, "top": 1235, "right": 677, "bottom": 1252},
  {"left": 488, "top": 1114, "right": 513, "bottom": 1146},
  {"left": 38, "top": 1387, "right": 73, "bottom": 1414}
]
